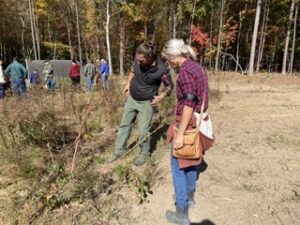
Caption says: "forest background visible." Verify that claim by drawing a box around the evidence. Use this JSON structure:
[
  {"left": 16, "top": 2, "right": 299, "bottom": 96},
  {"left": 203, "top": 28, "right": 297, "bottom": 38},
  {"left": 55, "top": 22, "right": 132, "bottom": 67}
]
[
  {"left": 0, "top": 0, "right": 299, "bottom": 76},
  {"left": 0, "top": 1, "right": 300, "bottom": 224}
]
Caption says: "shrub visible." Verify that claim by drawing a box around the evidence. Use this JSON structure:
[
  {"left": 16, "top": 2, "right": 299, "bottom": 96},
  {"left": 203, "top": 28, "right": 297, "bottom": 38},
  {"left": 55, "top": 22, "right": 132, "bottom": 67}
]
[{"left": 19, "top": 111, "right": 69, "bottom": 150}]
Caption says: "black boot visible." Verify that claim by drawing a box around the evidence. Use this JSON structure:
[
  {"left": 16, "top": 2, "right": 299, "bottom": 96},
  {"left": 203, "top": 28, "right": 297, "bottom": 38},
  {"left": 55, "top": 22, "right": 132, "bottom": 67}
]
[{"left": 165, "top": 206, "right": 190, "bottom": 225}]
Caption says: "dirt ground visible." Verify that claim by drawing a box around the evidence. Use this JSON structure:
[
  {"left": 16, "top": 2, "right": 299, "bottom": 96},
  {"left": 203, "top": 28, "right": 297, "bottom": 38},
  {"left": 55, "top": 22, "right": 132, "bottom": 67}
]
[
  {"left": 129, "top": 73, "right": 300, "bottom": 225},
  {"left": 0, "top": 73, "right": 299, "bottom": 225}
]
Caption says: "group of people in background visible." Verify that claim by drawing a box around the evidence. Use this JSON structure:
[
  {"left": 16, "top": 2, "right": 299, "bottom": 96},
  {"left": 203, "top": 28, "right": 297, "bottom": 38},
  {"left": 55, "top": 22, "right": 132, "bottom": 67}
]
[
  {"left": 1, "top": 38, "right": 210, "bottom": 225},
  {"left": 0, "top": 57, "right": 109, "bottom": 99},
  {"left": 82, "top": 58, "right": 109, "bottom": 92}
]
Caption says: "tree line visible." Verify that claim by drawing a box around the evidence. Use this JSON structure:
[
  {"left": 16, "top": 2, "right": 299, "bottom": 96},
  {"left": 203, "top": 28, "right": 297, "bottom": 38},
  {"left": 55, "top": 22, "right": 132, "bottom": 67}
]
[{"left": 0, "top": 0, "right": 299, "bottom": 75}]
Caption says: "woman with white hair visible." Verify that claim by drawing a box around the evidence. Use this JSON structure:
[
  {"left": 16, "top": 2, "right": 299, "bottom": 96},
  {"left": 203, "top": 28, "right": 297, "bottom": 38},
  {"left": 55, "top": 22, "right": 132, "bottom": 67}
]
[{"left": 162, "top": 39, "right": 209, "bottom": 225}]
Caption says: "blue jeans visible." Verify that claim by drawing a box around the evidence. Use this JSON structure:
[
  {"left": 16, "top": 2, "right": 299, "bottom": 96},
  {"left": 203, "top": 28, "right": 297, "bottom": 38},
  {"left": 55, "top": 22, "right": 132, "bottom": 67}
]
[
  {"left": 100, "top": 73, "right": 109, "bottom": 92},
  {"left": 46, "top": 78, "right": 55, "bottom": 91},
  {"left": 86, "top": 77, "right": 94, "bottom": 91},
  {"left": 0, "top": 83, "right": 5, "bottom": 98},
  {"left": 171, "top": 150, "right": 197, "bottom": 209},
  {"left": 11, "top": 77, "right": 26, "bottom": 96}
]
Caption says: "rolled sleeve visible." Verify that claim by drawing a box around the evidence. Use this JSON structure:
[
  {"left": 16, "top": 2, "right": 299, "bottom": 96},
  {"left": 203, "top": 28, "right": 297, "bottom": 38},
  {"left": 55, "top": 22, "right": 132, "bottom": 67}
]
[{"left": 178, "top": 70, "right": 197, "bottom": 108}]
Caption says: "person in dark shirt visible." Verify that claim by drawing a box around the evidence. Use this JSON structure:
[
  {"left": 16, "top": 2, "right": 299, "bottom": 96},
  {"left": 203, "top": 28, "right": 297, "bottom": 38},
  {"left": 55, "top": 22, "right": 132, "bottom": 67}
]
[{"left": 108, "top": 43, "right": 174, "bottom": 166}]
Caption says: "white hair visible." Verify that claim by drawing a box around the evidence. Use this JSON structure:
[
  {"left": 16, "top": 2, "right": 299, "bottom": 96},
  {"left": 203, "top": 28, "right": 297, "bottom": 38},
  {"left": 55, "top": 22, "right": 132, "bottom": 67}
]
[{"left": 162, "top": 39, "right": 196, "bottom": 60}]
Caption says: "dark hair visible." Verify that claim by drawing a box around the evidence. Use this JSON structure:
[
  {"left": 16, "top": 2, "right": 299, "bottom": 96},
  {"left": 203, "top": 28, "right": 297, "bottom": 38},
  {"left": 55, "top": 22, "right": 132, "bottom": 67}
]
[
  {"left": 135, "top": 43, "right": 156, "bottom": 59},
  {"left": 13, "top": 56, "right": 19, "bottom": 62},
  {"left": 72, "top": 58, "right": 78, "bottom": 64}
]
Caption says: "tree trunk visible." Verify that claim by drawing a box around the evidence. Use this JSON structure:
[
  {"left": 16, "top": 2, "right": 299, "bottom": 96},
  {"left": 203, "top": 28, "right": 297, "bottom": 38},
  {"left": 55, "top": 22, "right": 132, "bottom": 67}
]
[
  {"left": 84, "top": 40, "right": 88, "bottom": 60},
  {"left": 256, "top": 0, "right": 270, "bottom": 73},
  {"left": 0, "top": 17, "right": 3, "bottom": 59},
  {"left": 19, "top": 16, "right": 25, "bottom": 55},
  {"left": 95, "top": 34, "right": 100, "bottom": 59},
  {"left": 269, "top": 37, "right": 277, "bottom": 73},
  {"left": 119, "top": 14, "right": 125, "bottom": 76},
  {"left": 282, "top": 0, "right": 295, "bottom": 75},
  {"left": 169, "top": 1, "right": 177, "bottom": 39},
  {"left": 66, "top": 14, "right": 73, "bottom": 60},
  {"left": 289, "top": 4, "right": 298, "bottom": 74},
  {"left": 235, "top": 10, "right": 243, "bottom": 72},
  {"left": 75, "top": 0, "right": 82, "bottom": 64},
  {"left": 172, "top": 1, "right": 177, "bottom": 38},
  {"left": 189, "top": 0, "right": 197, "bottom": 45},
  {"left": 28, "top": 0, "right": 37, "bottom": 60},
  {"left": 47, "top": 15, "right": 52, "bottom": 41},
  {"left": 106, "top": 0, "right": 113, "bottom": 74},
  {"left": 249, "top": 0, "right": 262, "bottom": 76},
  {"left": 209, "top": 2, "right": 214, "bottom": 71},
  {"left": 32, "top": 1, "right": 41, "bottom": 59},
  {"left": 144, "top": 23, "right": 148, "bottom": 38},
  {"left": 215, "top": 0, "right": 225, "bottom": 72}
]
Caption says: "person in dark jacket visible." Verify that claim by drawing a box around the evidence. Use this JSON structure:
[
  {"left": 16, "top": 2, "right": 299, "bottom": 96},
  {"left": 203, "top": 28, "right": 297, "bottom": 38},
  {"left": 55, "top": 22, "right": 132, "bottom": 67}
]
[
  {"left": 107, "top": 43, "right": 174, "bottom": 166},
  {"left": 68, "top": 59, "right": 81, "bottom": 89}
]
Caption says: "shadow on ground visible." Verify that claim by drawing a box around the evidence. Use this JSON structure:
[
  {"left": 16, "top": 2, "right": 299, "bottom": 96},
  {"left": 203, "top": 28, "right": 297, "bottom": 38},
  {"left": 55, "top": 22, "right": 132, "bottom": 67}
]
[
  {"left": 192, "top": 219, "right": 216, "bottom": 225},
  {"left": 150, "top": 124, "right": 169, "bottom": 152}
]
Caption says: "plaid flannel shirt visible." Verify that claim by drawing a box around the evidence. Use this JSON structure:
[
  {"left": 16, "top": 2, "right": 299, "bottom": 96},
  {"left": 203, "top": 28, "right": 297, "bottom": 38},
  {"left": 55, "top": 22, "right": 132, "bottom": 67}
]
[{"left": 175, "top": 58, "right": 208, "bottom": 115}]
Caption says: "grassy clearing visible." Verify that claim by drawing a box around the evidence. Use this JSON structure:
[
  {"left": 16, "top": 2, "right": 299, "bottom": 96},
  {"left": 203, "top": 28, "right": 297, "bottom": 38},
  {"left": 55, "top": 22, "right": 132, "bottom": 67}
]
[{"left": 0, "top": 75, "right": 222, "bottom": 224}]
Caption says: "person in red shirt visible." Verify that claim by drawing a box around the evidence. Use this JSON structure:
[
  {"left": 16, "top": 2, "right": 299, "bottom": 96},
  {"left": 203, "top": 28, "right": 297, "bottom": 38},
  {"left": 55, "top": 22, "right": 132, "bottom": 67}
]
[{"left": 68, "top": 59, "right": 81, "bottom": 89}]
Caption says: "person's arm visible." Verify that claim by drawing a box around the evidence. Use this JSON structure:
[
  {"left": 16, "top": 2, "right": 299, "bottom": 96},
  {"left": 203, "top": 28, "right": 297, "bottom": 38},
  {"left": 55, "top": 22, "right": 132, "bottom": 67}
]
[
  {"left": 173, "top": 105, "right": 194, "bottom": 149},
  {"left": 21, "top": 65, "right": 27, "bottom": 78},
  {"left": 123, "top": 64, "right": 135, "bottom": 95},
  {"left": 151, "top": 67, "right": 174, "bottom": 106},
  {"left": 4, "top": 65, "right": 11, "bottom": 77},
  {"left": 68, "top": 66, "right": 72, "bottom": 77},
  {"left": 83, "top": 65, "right": 88, "bottom": 76},
  {"left": 173, "top": 69, "right": 197, "bottom": 149}
]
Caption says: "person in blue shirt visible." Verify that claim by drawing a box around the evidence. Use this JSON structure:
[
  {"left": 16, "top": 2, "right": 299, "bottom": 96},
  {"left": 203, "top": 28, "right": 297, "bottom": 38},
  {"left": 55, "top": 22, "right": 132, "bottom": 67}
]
[
  {"left": 4, "top": 57, "right": 27, "bottom": 96},
  {"left": 29, "top": 70, "right": 39, "bottom": 86},
  {"left": 99, "top": 59, "right": 109, "bottom": 93}
]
